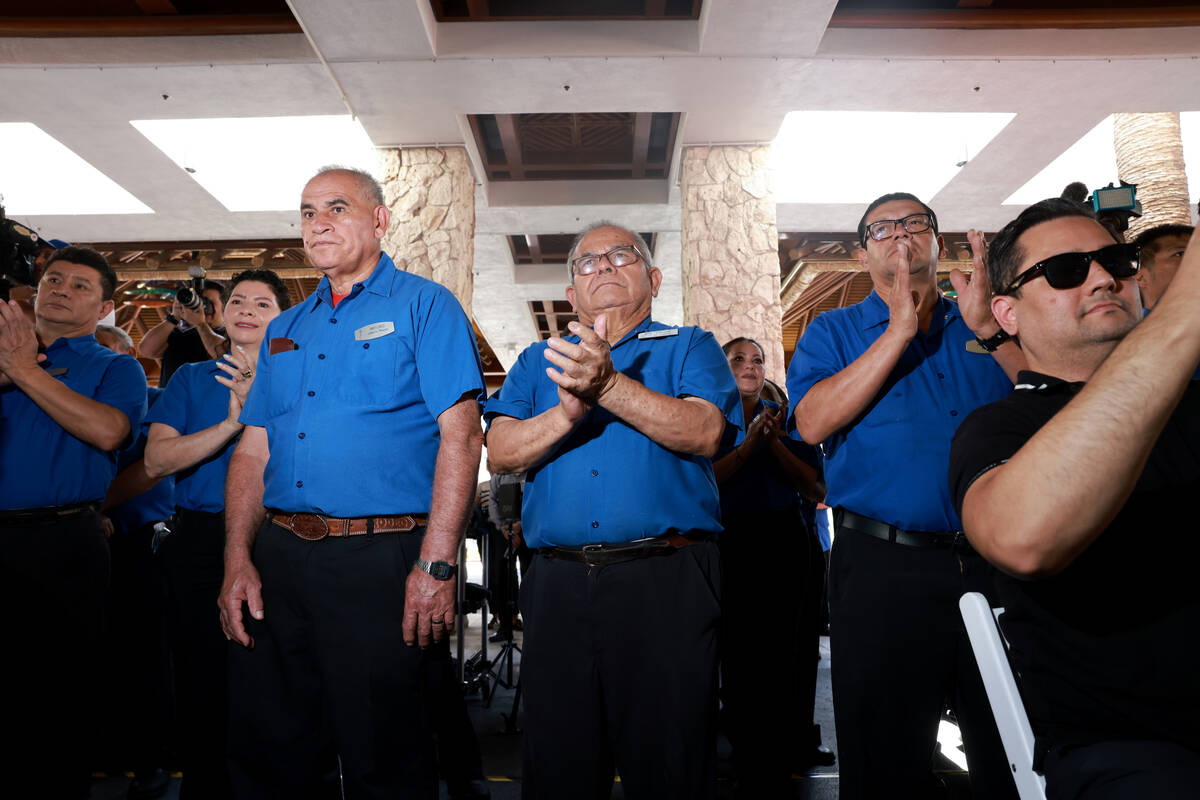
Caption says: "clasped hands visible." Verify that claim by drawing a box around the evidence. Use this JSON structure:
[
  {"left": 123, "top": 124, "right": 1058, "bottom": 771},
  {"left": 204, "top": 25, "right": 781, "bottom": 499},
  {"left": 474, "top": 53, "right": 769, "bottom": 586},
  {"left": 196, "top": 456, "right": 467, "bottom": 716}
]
[{"left": 543, "top": 314, "right": 619, "bottom": 422}]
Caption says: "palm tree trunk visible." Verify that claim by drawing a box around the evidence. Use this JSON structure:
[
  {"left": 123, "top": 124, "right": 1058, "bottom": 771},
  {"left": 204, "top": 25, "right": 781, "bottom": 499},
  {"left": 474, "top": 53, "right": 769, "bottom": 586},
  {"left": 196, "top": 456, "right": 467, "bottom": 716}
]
[{"left": 1113, "top": 112, "right": 1191, "bottom": 240}]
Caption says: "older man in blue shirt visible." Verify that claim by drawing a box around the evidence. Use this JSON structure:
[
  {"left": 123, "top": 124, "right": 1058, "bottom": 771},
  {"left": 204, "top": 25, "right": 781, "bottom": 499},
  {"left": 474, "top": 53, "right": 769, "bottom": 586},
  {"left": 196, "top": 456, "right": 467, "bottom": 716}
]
[
  {"left": 787, "top": 193, "right": 1021, "bottom": 800},
  {"left": 486, "top": 224, "right": 740, "bottom": 800},
  {"left": 218, "top": 167, "right": 485, "bottom": 799},
  {"left": 0, "top": 247, "right": 147, "bottom": 799}
]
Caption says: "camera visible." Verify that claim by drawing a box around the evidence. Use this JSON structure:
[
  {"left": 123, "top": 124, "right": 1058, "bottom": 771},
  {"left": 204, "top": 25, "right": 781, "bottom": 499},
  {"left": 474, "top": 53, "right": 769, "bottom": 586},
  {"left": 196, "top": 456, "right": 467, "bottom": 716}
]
[
  {"left": 176, "top": 265, "right": 214, "bottom": 317},
  {"left": 0, "top": 200, "right": 41, "bottom": 302}
]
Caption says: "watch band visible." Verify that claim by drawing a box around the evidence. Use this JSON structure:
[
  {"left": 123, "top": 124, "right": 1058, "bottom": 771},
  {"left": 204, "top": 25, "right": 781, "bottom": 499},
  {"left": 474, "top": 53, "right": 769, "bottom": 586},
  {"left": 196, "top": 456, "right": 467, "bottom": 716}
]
[
  {"left": 973, "top": 328, "right": 1011, "bottom": 353},
  {"left": 414, "top": 558, "right": 457, "bottom": 581}
]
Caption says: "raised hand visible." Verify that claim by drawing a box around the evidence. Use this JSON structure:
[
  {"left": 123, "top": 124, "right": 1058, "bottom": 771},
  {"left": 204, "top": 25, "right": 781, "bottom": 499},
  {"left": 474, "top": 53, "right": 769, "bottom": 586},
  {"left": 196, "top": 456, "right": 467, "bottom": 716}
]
[
  {"left": 543, "top": 313, "right": 619, "bottom": 404},
  {"left": 950, "top": 228, "right": 1001, "bottom": 337},
  {"left": 213, "top": 345, "right": 255, "bottom": 424},
  {"left": 887, "top": 243, "right": 920, "bottom": 342}
]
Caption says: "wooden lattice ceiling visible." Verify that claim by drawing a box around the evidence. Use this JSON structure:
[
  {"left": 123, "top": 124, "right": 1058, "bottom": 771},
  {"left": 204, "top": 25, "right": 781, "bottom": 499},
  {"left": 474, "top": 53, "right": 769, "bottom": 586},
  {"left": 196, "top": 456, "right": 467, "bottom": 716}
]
[
  {"left": 469, "top": 112, "right": 681, "bottom": 182},
  {"left": 829, "top": 0, "right": 1200, "bottom": 29},
  {"left": 0, "top": 1, "right": 299, "bottom": 36},
  {"left": 430, "top": 0, "right": 701, "bottom": 22}
]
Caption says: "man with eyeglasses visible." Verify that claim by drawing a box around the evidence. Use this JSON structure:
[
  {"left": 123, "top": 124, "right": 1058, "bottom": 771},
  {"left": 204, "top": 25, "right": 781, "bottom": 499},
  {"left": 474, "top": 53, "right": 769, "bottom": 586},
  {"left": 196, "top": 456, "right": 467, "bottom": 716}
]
[
  {"left": 950, "top": 198, "right": 1200, "bottom": 797},
  {"left": 787, "top": 192, "right": 1021, "bottom": 799},
  {"left": 485, "top": 223, "right": 740, "bottom": 800}
]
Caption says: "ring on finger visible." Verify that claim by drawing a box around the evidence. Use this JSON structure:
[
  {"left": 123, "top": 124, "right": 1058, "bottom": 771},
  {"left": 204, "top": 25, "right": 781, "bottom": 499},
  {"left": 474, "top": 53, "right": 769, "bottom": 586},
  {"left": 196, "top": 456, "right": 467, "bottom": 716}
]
[
  {"left": 241, "top": 368, "right": 253, "bottom": 378},
  {"left": 431, "top": 619, "right": 445, "bottom": 626}
]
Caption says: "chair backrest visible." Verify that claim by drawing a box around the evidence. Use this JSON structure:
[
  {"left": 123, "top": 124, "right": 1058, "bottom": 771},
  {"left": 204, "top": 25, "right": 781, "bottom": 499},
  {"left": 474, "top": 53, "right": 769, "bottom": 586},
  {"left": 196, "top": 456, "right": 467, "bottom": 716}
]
[{"left": 958, "top": 591, "right": 1048, "bottom": 800}]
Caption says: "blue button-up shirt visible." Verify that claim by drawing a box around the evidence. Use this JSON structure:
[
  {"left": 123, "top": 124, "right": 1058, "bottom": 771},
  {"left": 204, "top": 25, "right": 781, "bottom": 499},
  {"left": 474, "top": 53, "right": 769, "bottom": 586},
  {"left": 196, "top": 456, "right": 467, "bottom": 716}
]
[
  {"left": 240, "top": 254, "right": 484, "bottom": 517},
  {"left": 716, "top": 398, "right": 820, "bottom": 518},
  {"left": 146, "top": 361, "right": 233, "bottom": 514},
  {"left": 0, "top": 334, "right": 147, "bottom": 509},
  {"left": 786, "top": 291, "right": 1011, "bottom": 532},
  {"left": 110, "top": 386, "right": 175, "bottom": 531},
  {"left": 484, "top": 316, "right": 741, "bottom": 548}
]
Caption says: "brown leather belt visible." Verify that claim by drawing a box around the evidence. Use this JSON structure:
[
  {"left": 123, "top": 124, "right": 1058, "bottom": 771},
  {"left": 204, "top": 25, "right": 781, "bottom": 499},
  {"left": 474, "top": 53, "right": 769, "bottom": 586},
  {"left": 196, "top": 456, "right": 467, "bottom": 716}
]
[
  {"left": 270, "top": 512, "right": 427, "bottom": 542},
  {"left": 538, "top": 532, "right": 709, "bottom": 567}
]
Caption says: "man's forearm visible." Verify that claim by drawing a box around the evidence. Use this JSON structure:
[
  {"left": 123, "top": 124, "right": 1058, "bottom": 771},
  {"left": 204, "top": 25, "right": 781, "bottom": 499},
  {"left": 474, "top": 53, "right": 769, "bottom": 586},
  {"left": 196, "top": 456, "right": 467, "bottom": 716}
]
[
  {"left": 145, "top": 420, "right": 242, "bottom": 479},
  {"left": 224, "top": 439, "right": 268, "bottom": 565},
  {"left": 138, "top": 320, "right": 174, "bottom": 359},
  {"left": 11, "top": 368, "right": 130, "bottom": 450},
  {"left": 423, "top": 398, "right": 484, "bottom": 563},
  {"left": 597, "top": 372, "right": 724, "bottom": 456},
  {"left": 103, "top": 459, "right": 161, "bottom": 509},
  {"left": 197, "top": 323, "right": 227, "bottom": 359},
  {"left": 795, "top": 328, "right": 909, "bottom": 444},
  {"left": 486, "top": 405, "right": 578, "bottom": 474}
]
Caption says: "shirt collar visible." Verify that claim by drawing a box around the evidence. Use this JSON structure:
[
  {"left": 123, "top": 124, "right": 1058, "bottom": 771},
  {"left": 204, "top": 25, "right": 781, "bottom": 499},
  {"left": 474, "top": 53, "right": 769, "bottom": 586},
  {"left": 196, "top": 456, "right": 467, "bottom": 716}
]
[
  {"left": 45, "top": 333, "right": 99, "bottom": 354},
  {"left": 564, "top": 315, "right": 656, "bottom": 349},
  {"left": 1014, "top": 370, "right": 1084, "bottom": 393},
  {"left": 312, "top": 252, "right": 396, "bottom": 310},
  {"left": 859, "top": 290, "right": 958, "bottom": 334}
]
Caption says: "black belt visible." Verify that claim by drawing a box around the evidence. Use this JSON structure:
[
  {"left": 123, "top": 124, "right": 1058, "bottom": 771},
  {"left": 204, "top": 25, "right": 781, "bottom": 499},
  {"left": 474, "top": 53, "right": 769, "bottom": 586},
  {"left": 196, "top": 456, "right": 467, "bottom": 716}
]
[
  {"left": 538, "top": 532, "right": 710, "bottom": 567},
  {"left": 837, "top": 509, "right": 958, "bottom": 549},
  {"left": 0, "top": 502, "right": 99, "bottom": 526}
]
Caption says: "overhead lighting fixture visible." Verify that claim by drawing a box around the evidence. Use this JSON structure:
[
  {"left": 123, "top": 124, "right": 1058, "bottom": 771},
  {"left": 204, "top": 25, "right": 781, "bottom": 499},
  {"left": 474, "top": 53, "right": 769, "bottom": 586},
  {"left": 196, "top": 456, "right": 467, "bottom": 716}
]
[
  {"left": 1006, "top": 112, "right": 1198, "bottom": 207},
  {"left": 0, "top": 123, "right": 153, "bottom": 216},
  {"left": 770, "top": 111, "right": 1015, "bottom": 204},
  {"left": 131, "top": 115, "right": 379, "bottom": 212}
]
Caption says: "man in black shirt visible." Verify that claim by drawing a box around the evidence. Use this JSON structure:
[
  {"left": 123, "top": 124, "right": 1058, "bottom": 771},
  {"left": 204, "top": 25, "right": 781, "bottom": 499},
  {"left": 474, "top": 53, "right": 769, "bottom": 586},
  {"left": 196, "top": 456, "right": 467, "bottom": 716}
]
[
  {"left": 949, "top": 198, "right": 1200, "bottom": 798},
  {"left": 139, "top": 279, "right": 226, "bottom": 386}
]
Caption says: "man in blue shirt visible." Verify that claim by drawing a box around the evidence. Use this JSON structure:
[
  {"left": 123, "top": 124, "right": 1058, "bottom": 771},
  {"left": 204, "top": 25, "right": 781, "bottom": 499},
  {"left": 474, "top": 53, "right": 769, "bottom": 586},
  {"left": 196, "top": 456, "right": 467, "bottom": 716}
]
[
  {"left": 0, "top": 246, "right": 148, "bottom": 799},
  {"left": 485, "top": 224, "right": 741, "bottom": 800},
  {"left": 217, "top": 167, "right": 485, "bottom": 799},
  {"left": 787, "top": 194, "right": 1020, "bottom": 799}
]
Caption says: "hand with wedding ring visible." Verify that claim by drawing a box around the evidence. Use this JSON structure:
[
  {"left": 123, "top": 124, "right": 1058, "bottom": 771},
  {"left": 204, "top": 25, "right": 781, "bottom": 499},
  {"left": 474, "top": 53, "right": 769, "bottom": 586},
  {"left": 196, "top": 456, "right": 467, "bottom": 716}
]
[{"left": 214, "top": 344, "right": 256, "bottom": 425}]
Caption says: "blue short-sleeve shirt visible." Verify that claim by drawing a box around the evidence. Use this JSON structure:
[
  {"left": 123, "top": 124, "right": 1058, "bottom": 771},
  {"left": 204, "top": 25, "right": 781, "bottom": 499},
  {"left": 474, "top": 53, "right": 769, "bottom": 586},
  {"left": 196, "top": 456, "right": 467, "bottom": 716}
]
[
  {"left": 110, "top": 386, "right": 175, "bottom": 531},
  {"left": 484, "top": 316, "right": 742, "bottom": 548},
  {"left": 0, "top": 334, "right": 147, "bottom": 509},
  {"left": 786, "top": 291, "right": 1011, "bottom": 532},
  {"left": 146, "top": 361, "right": 235, "bottom": 513},
  {"left": 239, "top": 253, "right": 485, "bottom": 517},
  {"left": 716, "top": 398, "right": 821, "bottom": 519}
]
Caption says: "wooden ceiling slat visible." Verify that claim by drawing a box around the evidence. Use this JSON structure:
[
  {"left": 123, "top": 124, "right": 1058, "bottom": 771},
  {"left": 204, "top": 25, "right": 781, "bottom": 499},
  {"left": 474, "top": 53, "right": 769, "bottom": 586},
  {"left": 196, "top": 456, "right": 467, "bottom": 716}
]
[
  {"left": 0, "top": 14, "right": 300, "bottom": 37},
  {"left": 495, "top": 115, "right": 526, "bottom": 180},
  {"left": 631, "top": 112, "right": 652, "bottom": 179}
]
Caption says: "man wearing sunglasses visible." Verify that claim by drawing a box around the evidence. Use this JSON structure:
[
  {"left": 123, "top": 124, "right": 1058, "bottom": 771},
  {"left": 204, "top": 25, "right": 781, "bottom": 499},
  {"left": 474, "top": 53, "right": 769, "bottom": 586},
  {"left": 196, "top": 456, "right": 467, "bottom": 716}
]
[
  {"left": 485, "top": 223, "right": 740, "bottom": 800},
  {"left": 950, "top": 199, "right": 1200, "bottom": 798},
  {"left": 787, "top": 192, "right": 1021, "bottom": 799}
]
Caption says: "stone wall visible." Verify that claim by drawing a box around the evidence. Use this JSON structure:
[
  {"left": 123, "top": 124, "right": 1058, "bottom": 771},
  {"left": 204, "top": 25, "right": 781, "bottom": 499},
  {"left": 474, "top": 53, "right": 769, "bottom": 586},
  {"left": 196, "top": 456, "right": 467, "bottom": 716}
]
[
  {"left": 379, "top": 146, "right": 475, "bottom": 314},
  {"left": 680, "top": 145, "right": 784, "bottom": 386}
]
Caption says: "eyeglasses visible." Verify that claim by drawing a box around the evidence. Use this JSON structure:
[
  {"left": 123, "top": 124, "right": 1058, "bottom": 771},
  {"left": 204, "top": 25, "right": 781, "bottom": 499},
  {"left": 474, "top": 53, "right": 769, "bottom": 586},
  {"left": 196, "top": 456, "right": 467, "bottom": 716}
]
[
  {"left": 864, "top": 213, "right": 934, "bottom": 243},
  {"left": 571, "top": 245, "right": 646, "bottom": 277},
  {"left": 999, "top": 243, "right": 1140, "bottom": 296}
]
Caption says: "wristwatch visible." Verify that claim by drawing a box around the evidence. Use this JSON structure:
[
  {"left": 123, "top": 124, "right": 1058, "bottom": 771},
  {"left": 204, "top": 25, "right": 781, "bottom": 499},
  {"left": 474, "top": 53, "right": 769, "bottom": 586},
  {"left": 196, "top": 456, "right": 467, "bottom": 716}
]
[
  {"left": 972, "top": 328, "right": 1011, "bottom": 353},
  {"left": 165, "top": 313, "right": 180, "bottom": 326},
  {"left": 414, "top": 558, "right": 458, "bottom": 581}
]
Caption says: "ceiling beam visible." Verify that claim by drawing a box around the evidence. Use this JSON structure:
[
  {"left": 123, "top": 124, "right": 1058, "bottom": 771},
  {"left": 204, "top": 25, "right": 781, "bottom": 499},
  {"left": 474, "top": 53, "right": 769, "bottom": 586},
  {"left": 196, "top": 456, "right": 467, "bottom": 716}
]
[
  {"left": 496, "top": 115, "right": 526, "bottom": 180},
  {"left": 631, "top": 113, "right": 652, "bottom": 179}
]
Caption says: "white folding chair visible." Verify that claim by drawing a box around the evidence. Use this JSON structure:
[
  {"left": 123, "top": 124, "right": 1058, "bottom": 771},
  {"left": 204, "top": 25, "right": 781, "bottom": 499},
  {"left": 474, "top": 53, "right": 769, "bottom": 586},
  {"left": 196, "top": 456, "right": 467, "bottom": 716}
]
[{"left": 959, "top": 591, "right": 1048, "bottom": 800}]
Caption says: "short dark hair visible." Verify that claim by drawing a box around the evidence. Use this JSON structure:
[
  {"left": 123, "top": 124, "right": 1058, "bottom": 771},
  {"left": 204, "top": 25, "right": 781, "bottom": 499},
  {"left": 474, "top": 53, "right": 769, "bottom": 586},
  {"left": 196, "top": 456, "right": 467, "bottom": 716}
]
[
  {"left": 857, "top": 192, "right": 939, "bottom": 248},
  {"left": 722, "top": 336, "right": 764, "bottom": 358},
  {"left": 227, "top": 269, "right": 292, "bottom": 311},
  {"left": 45, "top": 246, "right": 118, "bottom": 300},
  {"left": 987, "top": 198, "right": 1110, "bottom": 296},
  {"left": 201, "top": 279, "right": 226, "bottom": 303},
  {"left": 1133, "top": 223, "right": 1194, "bottom": 267}
]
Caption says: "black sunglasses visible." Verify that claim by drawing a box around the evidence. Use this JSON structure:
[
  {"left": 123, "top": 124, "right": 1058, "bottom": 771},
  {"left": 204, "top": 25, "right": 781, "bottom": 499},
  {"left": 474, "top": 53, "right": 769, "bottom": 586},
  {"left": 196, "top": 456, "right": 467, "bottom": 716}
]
[{"left": 1000, "top": 243, "right": 1140, "bottom": 295}]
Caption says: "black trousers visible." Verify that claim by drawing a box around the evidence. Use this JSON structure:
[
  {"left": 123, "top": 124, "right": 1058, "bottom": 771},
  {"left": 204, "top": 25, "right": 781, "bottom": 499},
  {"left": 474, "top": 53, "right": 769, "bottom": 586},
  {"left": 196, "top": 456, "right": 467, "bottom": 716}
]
[
  {"left": 0, "top": 508, "right": 109, "bottom": 799},
  {"left": 519, "top": 539, "right": 722, "bottom": 800},
  {"left": 227, "top": 520, "right": 446, "bottom": 800},
  {"left": 719, "top": 511, "right": 807, "bottom": 797},
  {"left": 161, "top": 507, "right": 232, "bottom": 799},
  {"left": 828, "top": 526, "right": 1017, "bottom": 800},
  {"left": 1043, "top": 740, "right": 1200, "bottom": 799}
]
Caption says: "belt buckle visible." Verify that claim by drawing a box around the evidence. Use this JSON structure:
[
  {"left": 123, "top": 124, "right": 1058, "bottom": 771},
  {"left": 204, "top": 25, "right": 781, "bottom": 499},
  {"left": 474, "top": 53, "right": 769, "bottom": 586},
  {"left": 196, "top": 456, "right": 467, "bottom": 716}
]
[
  {"left": 290, "top": 513, "right": 329, "bottom": 541},
  {"left": 580, "top": 543, "right": 606, "bottom": 566}
]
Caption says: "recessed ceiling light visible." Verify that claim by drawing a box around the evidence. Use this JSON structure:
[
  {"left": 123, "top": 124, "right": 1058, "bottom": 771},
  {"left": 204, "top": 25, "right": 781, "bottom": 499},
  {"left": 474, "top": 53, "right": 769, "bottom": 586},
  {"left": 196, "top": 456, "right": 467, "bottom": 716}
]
[
  {"left": 131, "top": 115, "right": 379, "bottom": 212},
  {"left": 770, "top": 111, "right": 1015, "bottom": 204},
  {"left": 1006, "top": 112, "right": 1198, "bottom": 208},
  {"left": 0, "top": 123, "right": 153, "bottom": 216}
]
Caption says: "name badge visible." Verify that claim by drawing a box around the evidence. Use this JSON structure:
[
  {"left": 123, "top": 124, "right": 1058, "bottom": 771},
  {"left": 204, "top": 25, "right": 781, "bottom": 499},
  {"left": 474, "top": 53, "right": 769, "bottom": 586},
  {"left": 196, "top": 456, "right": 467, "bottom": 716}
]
[
  {"left": 637, "top": 328, "right": 679, "bottom": 341},
  {"left": 355, "top": 322, "right": 395, "bottom": 341}
]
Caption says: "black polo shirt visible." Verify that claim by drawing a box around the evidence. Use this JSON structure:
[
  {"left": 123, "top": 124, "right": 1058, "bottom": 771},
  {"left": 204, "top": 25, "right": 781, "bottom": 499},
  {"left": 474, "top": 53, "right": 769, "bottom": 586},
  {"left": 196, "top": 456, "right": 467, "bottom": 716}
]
[
  {"left": 159, "top": 324, "right": 224, "bottom": 387},
  {"left": 949, "top": 371, "right": 1200, "bottom": 756}
]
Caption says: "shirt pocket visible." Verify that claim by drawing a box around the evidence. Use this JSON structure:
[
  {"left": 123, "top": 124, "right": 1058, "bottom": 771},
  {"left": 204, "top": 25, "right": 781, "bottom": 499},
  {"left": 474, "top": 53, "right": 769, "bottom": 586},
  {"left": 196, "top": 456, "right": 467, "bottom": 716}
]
[
  {"left": 334, "top": 332, "right": 399, "bottom": 407},
  {"left": 266, "top": 350, "right": 304, "bottom": 416}
]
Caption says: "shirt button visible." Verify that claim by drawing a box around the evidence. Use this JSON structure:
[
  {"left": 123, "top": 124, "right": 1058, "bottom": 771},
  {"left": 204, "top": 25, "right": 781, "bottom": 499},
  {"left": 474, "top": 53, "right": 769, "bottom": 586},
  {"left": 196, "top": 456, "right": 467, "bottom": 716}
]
[
  {"left": 950, "top": 410, "right": 958, "bottom": 417},
  {"left": 318, "top": 353, "right": 326, "bottom": 360},
  {"left": 937, "top": 372, "right": 945, "bottom": 379},
  {"left": 298, "top": 432, "right": 306, "bottom": 439},
  {"left": 296, "top": 480, "right": 303, "bottom": 488},
  {"left": 330, "top": 318, "right": 337, "bottom": 324},
  {"left": 307, "top": 390, "right": 315, "bottom": 397},
  {"left": 591, "top": 469, "right": 598, "bottom": 477},
  {"left": 591, "top": 521, "right": 599, "bottom": 528},
  {"left": 363, "top": 343, "right": 370, "bottom": 350}
]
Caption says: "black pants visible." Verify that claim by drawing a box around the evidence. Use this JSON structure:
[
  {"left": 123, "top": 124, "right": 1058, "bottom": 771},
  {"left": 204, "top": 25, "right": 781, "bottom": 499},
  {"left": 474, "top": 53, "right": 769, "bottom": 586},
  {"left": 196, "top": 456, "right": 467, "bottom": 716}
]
[
  {"left": 0, "top": 508, "right": 109, "bottom": 799},
  {"left": 228, "top": 520, "right": 446, "bottom": 800},
  {"left": 828, "top": 526, "right": 1017, "bottom": 800},
  {"left": 161, "top": 507, "right": 232, "bottom": 798},
  {"left": 1043, "top": 740, "right": 1200, "bottom": 799},
  {"left": 519, "top": 539, "right": 722, "bottom": 800},
  {"left": 719, "top": 511, "right": 806, "bottom": 797}
]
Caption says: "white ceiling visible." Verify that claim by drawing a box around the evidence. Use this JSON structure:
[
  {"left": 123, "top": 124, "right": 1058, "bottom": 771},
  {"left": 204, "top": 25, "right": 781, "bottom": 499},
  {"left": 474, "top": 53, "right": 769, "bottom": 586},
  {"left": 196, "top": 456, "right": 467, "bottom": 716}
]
[{"left": 3, "top": 0, "right": 1199, "bottom": 364}]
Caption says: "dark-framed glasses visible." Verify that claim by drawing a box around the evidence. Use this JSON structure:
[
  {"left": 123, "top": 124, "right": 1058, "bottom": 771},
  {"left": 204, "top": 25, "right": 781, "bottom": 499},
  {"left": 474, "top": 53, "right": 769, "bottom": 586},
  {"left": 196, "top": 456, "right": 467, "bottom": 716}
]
[
  {"left": 571, "top": 245, "right": 646, "bottom": 277},
  {"left": 999, "top": 243, "right": 1140, "bottom": 295},
  {"left": 865, "top": 213, "right": 934, "bottom": 243}
]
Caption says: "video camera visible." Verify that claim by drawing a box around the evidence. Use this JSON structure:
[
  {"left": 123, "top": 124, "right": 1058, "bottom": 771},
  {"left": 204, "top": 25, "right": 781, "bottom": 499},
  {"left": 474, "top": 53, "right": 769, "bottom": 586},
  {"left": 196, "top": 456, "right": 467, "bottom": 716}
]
[
  {"left": 1061, "top": 180, "right": 1142, "bottom": 239},
  {"left": 176, "top": 265, "right": 214, "bottom": 317},
  {"left": 0, "top": 200, "right": 41, "bottom": 302}
]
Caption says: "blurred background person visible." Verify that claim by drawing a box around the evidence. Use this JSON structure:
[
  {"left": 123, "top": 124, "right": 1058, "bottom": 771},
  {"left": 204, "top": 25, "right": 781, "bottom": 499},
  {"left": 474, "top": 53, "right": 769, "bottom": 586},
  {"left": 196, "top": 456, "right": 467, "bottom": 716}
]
[
  {"left": 140, "top": 278, "right": 227, "bottom": 387},
  {"left": 712, "top": 337, "right": 826, "bottom": 798},
  {"left": 143, "top": 269, "right": 288, "bottom": 799}
]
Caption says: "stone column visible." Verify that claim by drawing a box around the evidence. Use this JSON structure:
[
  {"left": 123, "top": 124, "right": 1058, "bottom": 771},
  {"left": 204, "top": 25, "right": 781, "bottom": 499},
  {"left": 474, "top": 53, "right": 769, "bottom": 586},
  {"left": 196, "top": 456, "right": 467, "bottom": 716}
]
[
  {"left": 1114, "top": 113, "right": 1192, "bottom": 239},
  {"left": 378, "top": 147, "right": 475, "bottom": 314},
  {"left": 680, "top": 145, "right": 784, "bottom": 385}
]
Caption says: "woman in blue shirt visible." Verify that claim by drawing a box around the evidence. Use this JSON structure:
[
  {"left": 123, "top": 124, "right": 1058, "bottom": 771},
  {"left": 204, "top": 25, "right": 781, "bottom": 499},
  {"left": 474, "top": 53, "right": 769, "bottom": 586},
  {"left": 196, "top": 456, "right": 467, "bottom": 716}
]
[{"left": 144, "top": 270, "right": 289, "bottom": 800}]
